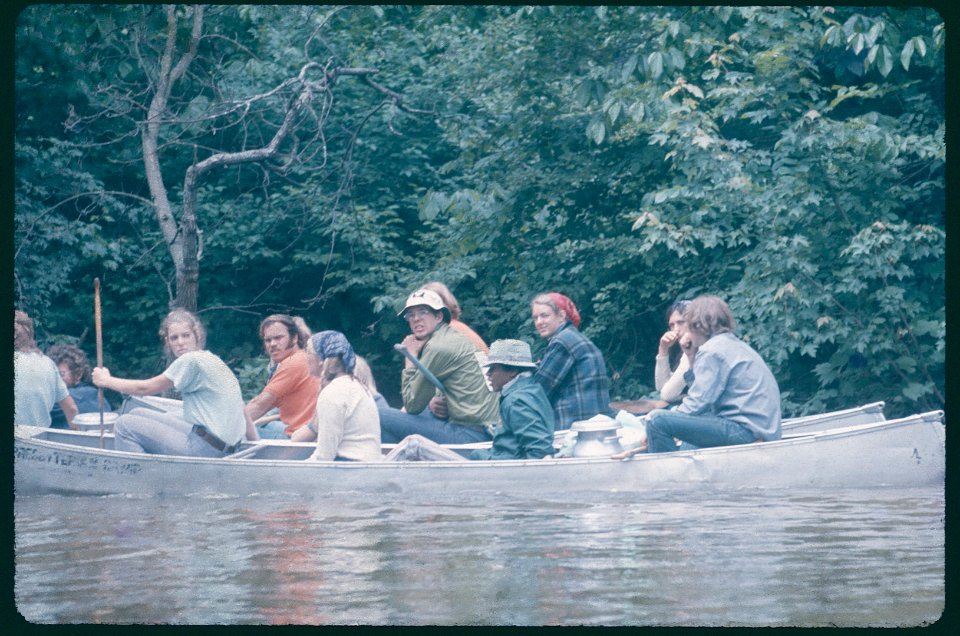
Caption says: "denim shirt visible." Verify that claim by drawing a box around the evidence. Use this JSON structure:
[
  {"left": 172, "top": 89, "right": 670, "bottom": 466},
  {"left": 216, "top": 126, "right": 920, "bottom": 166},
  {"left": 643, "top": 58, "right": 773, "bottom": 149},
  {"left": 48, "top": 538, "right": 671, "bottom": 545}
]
[{"left": 678, "top": 332, "right": 782, "bottom": 441}]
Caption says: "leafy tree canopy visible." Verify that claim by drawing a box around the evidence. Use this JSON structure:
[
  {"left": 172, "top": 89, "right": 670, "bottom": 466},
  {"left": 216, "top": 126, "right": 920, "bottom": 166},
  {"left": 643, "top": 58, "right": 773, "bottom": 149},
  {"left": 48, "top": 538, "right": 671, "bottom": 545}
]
[{"left": 15, "top": 5, "right": 945, "bottom": 418}]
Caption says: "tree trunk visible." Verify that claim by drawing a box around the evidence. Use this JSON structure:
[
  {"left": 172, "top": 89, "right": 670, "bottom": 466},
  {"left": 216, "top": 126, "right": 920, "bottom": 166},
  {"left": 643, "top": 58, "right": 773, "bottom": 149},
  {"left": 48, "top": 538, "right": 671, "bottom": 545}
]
[
  {"left": 140, "top": 5, "right": 203, "bottom": 312},
  {"left": 136, "top": 6, "right": 408, "bottom": 313}
]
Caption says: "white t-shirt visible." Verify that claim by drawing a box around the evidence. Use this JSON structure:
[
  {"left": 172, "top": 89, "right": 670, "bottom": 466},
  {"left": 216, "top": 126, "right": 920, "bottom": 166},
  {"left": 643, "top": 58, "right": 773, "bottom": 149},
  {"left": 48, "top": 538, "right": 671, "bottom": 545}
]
[{"left": 164, "top": 350, "right": 245, "bottom": 445}]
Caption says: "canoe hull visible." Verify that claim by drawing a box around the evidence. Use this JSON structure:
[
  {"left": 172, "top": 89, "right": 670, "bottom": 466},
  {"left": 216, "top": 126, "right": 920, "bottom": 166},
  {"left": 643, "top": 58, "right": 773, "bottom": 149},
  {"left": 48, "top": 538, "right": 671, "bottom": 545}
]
[{"left": 15, "top": 411, "right": 944, "bottom": 498}]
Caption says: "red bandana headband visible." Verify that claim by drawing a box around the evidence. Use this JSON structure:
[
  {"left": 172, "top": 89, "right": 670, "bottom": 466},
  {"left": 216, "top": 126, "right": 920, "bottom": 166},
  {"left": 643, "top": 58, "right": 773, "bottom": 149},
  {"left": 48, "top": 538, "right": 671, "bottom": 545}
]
[{"left": 548, "top": 292, "right": 581, "bottom": 328}]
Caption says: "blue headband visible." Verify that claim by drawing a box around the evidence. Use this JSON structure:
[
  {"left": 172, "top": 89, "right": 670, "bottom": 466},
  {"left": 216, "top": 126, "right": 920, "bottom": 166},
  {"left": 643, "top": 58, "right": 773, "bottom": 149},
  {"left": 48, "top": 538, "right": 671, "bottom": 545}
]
[{"left": 309, "top": 330, "right": 356, "bottom": 374}]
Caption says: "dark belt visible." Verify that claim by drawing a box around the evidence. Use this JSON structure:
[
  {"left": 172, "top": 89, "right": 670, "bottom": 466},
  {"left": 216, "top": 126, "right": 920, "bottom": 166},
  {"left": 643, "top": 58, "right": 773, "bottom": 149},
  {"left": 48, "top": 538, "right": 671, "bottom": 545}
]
[{"left": 191, "top": 424, "right": 241, "bottom": 454}]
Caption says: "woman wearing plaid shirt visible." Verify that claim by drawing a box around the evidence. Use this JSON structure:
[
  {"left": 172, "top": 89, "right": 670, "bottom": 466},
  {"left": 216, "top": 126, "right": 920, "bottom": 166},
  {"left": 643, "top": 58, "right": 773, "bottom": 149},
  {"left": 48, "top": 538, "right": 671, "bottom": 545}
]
[{"left": 530, "top": 293, "right": 612, "bottom": 430}]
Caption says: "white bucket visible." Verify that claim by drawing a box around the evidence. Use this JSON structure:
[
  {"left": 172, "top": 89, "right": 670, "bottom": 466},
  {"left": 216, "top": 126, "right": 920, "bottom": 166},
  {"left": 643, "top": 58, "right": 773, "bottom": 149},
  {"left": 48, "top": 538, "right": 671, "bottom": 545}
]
[{"left": 72, "top": 412, "right": 119, "bottom": 432}]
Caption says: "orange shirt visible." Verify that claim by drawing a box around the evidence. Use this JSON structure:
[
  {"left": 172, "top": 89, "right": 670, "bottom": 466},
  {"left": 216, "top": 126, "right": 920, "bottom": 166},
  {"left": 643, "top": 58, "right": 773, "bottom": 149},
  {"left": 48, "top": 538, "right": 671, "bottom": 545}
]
[
  {"left": 450, "top": 319, "right": 489, "bottom": 353},
  {"left": 263, "top": 349, "right": 321, "bottom": 435}
]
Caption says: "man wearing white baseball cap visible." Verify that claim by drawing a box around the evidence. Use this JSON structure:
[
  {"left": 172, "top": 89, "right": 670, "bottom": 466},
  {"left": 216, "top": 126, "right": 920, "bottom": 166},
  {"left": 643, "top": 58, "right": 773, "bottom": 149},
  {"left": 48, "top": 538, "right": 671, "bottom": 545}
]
[{"left": 379, "top": 288, "right": 500, "bottom": 445}]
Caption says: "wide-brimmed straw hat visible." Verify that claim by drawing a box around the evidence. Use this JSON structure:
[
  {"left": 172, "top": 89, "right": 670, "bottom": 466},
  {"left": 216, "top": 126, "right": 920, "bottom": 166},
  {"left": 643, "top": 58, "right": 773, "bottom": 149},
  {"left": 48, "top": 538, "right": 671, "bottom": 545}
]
[
  {"left": 398, "top": 288, "right": 451, "bottom": 322},
  {"left": 480, "top": 339, "right": 538, "bottom": 369}
]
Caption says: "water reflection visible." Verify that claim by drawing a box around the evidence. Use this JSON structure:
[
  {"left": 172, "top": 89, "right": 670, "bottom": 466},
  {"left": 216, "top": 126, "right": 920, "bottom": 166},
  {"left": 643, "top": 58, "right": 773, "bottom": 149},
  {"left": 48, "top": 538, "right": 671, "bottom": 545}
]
[{"left": 14, "top": 488, "right": 943, "bottom": 626}]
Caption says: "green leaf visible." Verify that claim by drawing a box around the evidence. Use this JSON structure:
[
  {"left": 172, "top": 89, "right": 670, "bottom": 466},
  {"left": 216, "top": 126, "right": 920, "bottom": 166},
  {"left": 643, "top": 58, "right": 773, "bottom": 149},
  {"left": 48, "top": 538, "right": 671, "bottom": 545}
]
[
  {"left": 667, "top": 46, "right": 685, "bottom": 71},
  {"left": 587, "top": 117, "right": 606, "bottom": 145},
  {"left": 848, "top": 32, "right": 864, "bottom": 55},
  {"left": 607, "top": 100, "right": 622, "bottom": 125},
  {"left": 900, "top": 39, "right": 914, "bottom": 70},
  {"left": 866, "top": 20, "right": 884, "bottom": 47},
  {"left": 621, "top": 53, "right": 638, "bottom": 82},
  {"left": 574, "top": 80, "right": 593, "bottom": 108},
  {"left": 876, "top": 45, "right": 894, "bottom": 77},
  {"left": 902, "top": 382, "right": 931, "bottom": 401},
  {"left": 914, "top": 35, "right": 927, "bottom": 58},
  {"left": 647, "top": 51, "right": 664, "bottom": 79}
]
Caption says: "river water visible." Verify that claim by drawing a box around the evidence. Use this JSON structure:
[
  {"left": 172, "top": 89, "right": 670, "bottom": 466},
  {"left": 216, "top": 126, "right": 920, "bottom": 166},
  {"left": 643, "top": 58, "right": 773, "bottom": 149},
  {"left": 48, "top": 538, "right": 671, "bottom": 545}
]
[{"left": 14, "top": 487, "right": 943, "bottom": 626}]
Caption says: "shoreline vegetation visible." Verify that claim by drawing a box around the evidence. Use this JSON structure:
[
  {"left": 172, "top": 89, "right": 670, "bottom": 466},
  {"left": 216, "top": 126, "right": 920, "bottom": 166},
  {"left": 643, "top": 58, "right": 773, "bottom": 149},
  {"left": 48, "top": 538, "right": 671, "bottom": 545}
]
[{"left": 14, "top": 6, "right": 945, "bottom": 420}]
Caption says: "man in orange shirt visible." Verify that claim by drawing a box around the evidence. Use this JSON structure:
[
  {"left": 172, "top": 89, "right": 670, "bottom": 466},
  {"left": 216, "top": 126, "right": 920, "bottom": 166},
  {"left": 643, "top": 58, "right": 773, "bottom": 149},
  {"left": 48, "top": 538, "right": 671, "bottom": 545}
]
[{"left": 245, "top": 314, "right": 321, "bottom": 439}]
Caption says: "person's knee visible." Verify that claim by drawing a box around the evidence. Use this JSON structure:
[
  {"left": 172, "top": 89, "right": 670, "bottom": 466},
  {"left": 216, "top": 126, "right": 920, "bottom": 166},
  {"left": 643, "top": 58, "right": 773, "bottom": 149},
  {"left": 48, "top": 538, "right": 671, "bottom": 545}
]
[
  {"left": 115, "top": 414, "right": 135, "bottom": 435},
  {"left": 645, "top": 409, "right": 670, "bottom": 435}
]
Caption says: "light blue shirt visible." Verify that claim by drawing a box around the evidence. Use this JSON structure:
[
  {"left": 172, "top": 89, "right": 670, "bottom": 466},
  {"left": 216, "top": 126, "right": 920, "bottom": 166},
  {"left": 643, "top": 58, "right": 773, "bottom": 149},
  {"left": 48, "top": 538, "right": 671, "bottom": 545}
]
[
  {"left": 678, "top": 332, "right": 782, "bottom": 441},
  {"left": 14, "top": 352, "right": 69, "bottom": 427},
  {"left": 164, "top": 350, "right": 246, "bottom": 445}
]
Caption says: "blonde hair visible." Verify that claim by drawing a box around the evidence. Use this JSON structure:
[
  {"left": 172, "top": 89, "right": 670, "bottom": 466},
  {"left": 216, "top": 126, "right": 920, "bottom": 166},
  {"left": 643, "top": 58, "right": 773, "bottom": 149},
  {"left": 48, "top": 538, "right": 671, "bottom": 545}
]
[
  {"left": 353, "top": 355, "right": 378, "bottom": 394},
  {"left": 14, "top": 310, "right": 40, "bottom": 353},
  {"left": 683, "top": 295, "right": 736, "bottom": 339},
  {"left": 159, "top": 309, "right": 207, "bottom": 358}
]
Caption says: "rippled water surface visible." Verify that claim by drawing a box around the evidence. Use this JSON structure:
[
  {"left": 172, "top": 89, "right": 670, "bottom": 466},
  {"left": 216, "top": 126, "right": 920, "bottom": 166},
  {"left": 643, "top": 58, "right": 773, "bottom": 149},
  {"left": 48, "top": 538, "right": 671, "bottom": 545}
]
[{"left": 14, "top": 487, "right": 943, "bottom": 626}]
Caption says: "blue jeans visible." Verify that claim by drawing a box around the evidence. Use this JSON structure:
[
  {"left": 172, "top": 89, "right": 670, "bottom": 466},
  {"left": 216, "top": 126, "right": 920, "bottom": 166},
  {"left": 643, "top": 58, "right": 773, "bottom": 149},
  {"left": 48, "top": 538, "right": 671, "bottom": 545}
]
[
  {"left": 256, "top": 420, "right": 289, "bottom": 439},
  {"left": 378, "top": 404, "right": 492, "bottom": 445},
  {"left": 115, "top": 408, "right": 228, "bottom": 457},
  {"left": 645, "top": 409, "right": 756, "bottom": 453}
]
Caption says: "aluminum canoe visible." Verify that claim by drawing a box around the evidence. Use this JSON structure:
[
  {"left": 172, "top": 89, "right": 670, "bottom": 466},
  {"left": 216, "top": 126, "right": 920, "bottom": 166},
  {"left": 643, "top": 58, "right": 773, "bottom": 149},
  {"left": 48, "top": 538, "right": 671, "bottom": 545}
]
[{"left": 14, "top": 409, "right": 943, "bottom": 498}]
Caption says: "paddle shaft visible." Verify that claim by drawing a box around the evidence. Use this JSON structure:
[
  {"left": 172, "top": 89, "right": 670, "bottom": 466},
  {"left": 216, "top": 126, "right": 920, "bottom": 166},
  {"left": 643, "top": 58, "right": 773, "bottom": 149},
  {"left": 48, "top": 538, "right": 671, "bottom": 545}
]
[
  {"left": 393, "top": 343, "right": 446, "bottom": 395},
  {"left": 94, "top": 278, "right": 104, "bottom": 448}
]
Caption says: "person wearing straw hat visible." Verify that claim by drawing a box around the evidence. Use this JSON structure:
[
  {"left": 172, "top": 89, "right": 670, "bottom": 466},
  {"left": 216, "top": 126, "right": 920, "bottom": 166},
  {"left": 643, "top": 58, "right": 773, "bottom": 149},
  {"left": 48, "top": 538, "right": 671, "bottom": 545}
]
[
  {"left": 470, "top": 339, "right": 555, "bottom": 460},
  {"left": 385, "top": 339, "right": 555, "bottom": 462},
  {"left": 379, "top": 288, "right": 500, "bottom": 445}
]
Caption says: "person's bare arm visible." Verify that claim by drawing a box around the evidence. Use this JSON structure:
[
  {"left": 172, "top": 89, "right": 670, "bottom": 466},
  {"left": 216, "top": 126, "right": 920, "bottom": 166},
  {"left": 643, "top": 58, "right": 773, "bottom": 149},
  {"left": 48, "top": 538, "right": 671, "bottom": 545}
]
[
  {"left": 290, "top": 421, "right": 317, "bottom": 442},
  {"left": 59, "top": 396, "right": 79, "bottom": 430},
  {"left": 244, "top": 411, "right": 260, "bottom": 441},
  {"left": 245, "top": 391, "right": 278, "bottom": 423},
  {"left": 92, "top": 367, "right": 173, "bottom": 396}
]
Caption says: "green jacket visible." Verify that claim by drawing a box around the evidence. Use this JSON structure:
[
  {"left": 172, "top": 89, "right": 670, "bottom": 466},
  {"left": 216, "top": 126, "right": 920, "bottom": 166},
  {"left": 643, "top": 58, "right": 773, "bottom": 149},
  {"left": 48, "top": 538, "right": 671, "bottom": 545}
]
[
  {"left": 401, "top": 323, "right": 500, "bottom": 430},
  {"left": 471, "top": 374, "right": 556, "bottom": 460}
]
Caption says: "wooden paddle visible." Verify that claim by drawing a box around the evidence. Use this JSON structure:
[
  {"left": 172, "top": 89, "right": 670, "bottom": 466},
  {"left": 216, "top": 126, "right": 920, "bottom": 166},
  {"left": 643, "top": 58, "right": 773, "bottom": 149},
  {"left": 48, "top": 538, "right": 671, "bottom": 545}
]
[
  {"left": 253, "top": 413, "right": 283, "bottom": 426},
  {"left": 94, "top": 278, "right": 105, "bottom": 449}
]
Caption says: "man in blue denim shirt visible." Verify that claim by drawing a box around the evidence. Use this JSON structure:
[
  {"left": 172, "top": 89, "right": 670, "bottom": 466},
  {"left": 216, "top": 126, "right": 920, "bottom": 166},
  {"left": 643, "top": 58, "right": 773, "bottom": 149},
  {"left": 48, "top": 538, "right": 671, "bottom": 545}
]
[{"left": 644, "top": 295, "right": 781, "bottom": 453}]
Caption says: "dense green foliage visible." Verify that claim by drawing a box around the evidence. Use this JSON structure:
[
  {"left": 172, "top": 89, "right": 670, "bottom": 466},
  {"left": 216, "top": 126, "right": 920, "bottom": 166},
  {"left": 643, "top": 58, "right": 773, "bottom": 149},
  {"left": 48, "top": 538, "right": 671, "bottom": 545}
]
[{"left": 14, "top": 5, "right": 945, "bottom": 418}]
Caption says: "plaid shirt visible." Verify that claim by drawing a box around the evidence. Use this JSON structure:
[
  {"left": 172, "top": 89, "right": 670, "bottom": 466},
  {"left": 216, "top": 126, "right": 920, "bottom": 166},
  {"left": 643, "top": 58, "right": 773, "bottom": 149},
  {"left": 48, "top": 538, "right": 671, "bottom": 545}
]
[{"left": 533, "top": 321, "right": 611, "bottom": 429}]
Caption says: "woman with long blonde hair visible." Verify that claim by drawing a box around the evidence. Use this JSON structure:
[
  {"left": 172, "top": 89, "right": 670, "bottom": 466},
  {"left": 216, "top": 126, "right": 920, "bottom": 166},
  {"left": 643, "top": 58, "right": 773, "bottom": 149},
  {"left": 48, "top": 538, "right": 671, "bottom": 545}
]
[{"left": 92, "top": 309, "right": 256, "bottom": 456}]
